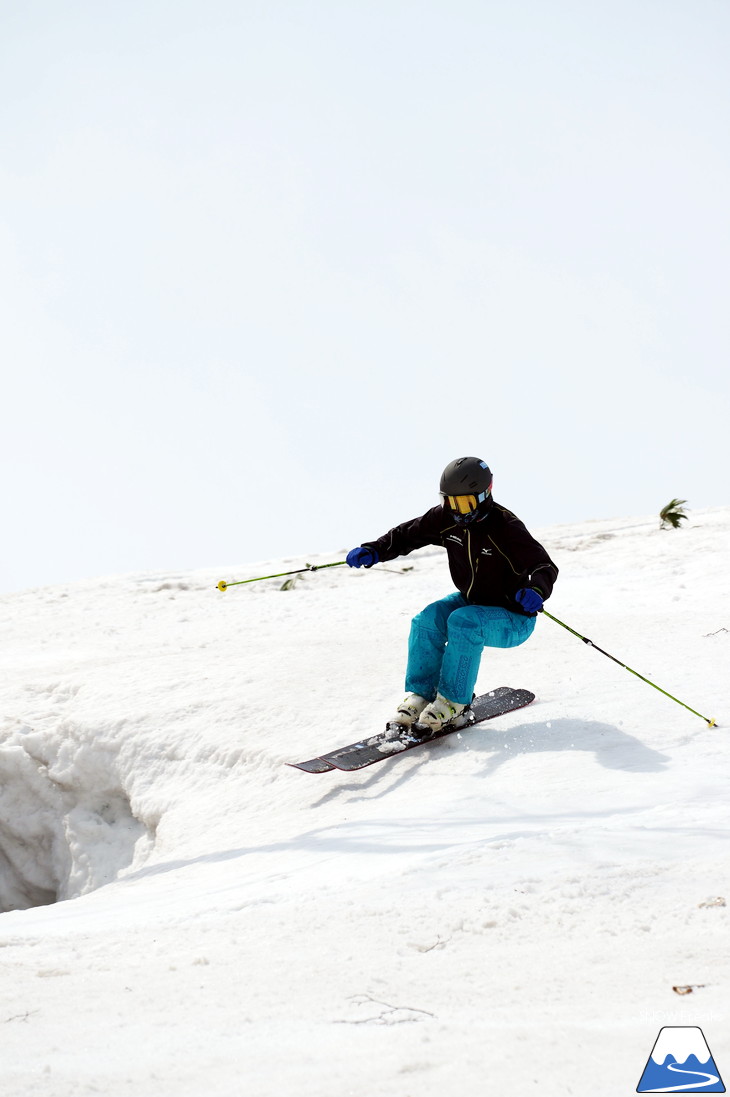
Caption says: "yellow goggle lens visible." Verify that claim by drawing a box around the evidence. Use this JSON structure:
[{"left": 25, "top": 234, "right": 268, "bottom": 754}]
[{"left": 446, "top": 494, "right": 478, "bottom": 515}]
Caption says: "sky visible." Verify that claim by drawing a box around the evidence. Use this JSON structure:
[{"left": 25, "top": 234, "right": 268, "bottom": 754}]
[{"left": 1, "top": 0, "right": 729, "bottom": 593}]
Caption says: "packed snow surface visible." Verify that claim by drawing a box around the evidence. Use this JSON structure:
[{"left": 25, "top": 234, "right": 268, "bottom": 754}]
[{"left": 0, "top": 508, "right": 728, "bottom": 1096}]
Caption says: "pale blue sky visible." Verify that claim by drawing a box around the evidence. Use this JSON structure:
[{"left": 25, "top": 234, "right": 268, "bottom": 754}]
[{"left": 2, "top": 1, "right": 728, "bottom": 591}]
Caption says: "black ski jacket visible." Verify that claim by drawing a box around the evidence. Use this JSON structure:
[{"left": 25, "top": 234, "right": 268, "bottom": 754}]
[{"left": 363, "top": 501, "right": 558, "bottom": 615}]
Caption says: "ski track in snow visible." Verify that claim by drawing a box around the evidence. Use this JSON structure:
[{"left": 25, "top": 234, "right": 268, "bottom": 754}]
[{"left": 0, "top": 508, "right": 728, "bottom": 1096}]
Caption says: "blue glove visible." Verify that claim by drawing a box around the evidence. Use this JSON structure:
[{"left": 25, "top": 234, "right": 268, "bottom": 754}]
[
  {"left": 515, "top": 587, "right": 543, "bottom": 614},
  {"left": 346, "top": 546, "right": 379, "bottom": 569}
]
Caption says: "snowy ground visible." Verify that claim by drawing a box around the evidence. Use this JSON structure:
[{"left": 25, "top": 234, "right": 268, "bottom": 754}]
[{"left": 0, "top": 507, "right": 728, "bottom": 1096}]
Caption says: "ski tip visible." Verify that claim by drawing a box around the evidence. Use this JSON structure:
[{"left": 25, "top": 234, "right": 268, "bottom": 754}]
[{"left": 286, "top": 759, "right": 336, "bottom": 773}]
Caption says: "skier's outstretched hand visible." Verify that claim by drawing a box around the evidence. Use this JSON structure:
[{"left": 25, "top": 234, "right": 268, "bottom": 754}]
[
  {"left": 346, "top": 546, "right": 379, "bottom": 569},
  {"left": 515, "top": 587, "right": 543, "bottom": 614}
]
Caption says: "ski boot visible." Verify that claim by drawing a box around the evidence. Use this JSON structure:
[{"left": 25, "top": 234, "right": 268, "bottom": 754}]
[
  {"left": 388, "top": 693, "right": 429, "bottom": 730},
  {"left": 411, "top": 693, "right": 469, "bottom": 740}
]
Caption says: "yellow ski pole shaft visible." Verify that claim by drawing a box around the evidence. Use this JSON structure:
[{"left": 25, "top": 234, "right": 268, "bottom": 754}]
[
  {"left": 217, "top": 560, "right": 347, "bottom": 592},
  {"left": 542, "top": 609, "right": 716, "bottom": 727}
]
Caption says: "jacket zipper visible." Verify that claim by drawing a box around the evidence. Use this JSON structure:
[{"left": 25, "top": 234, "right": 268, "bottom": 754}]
[{"left": 466, "top": 529, "right": 477, "bottom": 599}]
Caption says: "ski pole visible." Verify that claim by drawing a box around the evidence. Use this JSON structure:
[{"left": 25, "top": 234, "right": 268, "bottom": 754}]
[
  {"left": 542, "top": 609, "right": 716, "bottom": 727},
  {"left": 217, "top": 560, "right": 346, "bottom": 592}
]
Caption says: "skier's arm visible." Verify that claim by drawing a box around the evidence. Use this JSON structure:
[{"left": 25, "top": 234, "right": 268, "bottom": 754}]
[
  {"left": 360, "top": 506, "right": 445, "bottom": 564},
  {"left": 490, "top": 511, "right": 559, "bottom": 601}
]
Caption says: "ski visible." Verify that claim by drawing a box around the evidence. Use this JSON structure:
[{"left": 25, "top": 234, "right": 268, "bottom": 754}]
[{"left": 288, "top": 686, "right": 535, "bottom": 773}]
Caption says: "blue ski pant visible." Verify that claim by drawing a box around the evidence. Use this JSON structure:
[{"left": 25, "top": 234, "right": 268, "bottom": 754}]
[{"left": 405, "top": 592, "right": 536, "bottom": 705}]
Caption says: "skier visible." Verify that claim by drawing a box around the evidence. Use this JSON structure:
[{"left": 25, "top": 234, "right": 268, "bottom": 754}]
[{"left": 346, "top": 457, "right": 558, "bottom": 735}]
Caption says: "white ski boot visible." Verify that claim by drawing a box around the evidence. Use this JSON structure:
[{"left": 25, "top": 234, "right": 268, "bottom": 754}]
[
  {"left": 391, "top": 693, "right": 429, "bottom": 728},
  {"left": 417, "top": 693, "right": 467, "bottom": 733}
]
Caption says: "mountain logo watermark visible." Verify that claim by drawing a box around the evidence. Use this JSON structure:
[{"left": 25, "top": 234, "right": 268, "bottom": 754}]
[{"left": 637, "top": 1027, "right": 725, "bottom": 1092}]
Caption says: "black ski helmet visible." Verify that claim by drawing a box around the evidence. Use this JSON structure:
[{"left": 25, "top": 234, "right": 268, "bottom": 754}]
[
  {"left": 439, "top": 457, "right": 493, "bottom": 524},
  {"left": 440, "top": 456, "right": 493, "bottom": 496}
]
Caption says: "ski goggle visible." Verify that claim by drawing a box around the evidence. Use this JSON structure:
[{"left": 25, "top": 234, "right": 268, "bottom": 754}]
[
  {"left": 442, "top": 490, "right": 490, "bottom": 515},
  {"left": 443, "top": 494, "right": 479, "bottom": 515}
]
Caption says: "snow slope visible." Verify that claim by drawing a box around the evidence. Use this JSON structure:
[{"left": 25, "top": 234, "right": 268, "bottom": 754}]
[{"left": 0, "top": 508, "right": 728, "bottom": 1096}]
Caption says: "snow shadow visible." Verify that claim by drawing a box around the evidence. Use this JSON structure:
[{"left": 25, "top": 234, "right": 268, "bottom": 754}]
[
  {"left": 464, "top": 717, "right": 670, "bottom": 776},
  {"left": 303, "top": 717, "right": 670, "bottom": 809}
]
